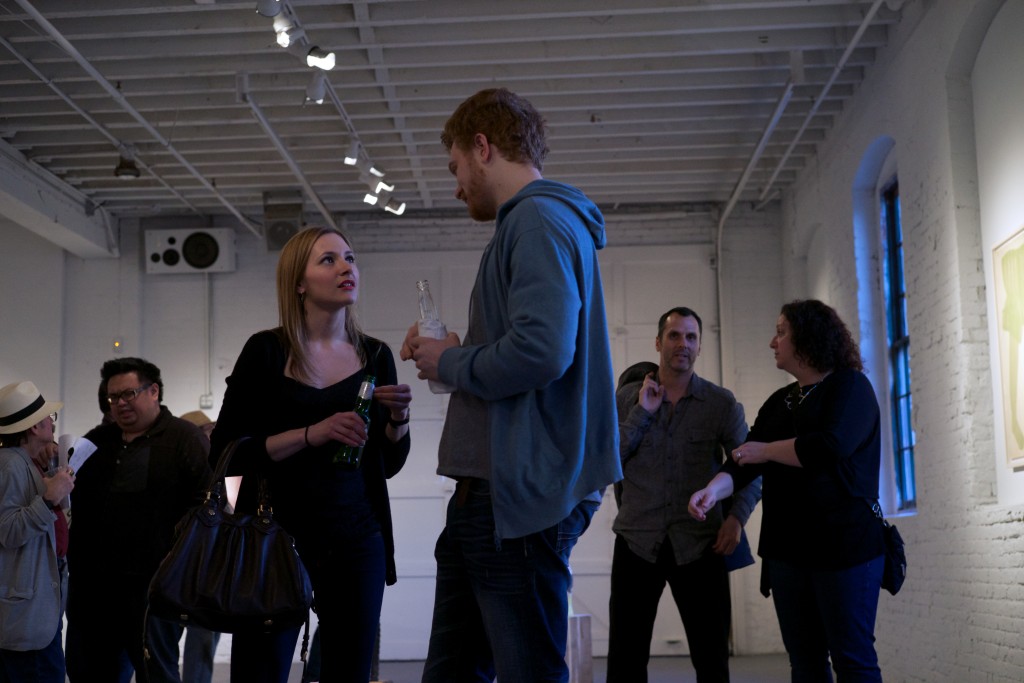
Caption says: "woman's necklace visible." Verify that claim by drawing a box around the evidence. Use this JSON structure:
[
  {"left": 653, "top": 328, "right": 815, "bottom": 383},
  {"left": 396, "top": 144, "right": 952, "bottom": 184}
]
[
  {"left": 795, "top": 381, "right": 821, "bottom": 403},
  {"left": 786, "top": 377, "right": 825, "bottom": 410}
]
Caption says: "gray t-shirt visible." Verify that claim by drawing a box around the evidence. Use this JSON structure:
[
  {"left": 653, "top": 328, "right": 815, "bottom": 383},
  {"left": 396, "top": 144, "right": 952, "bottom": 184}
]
[{"left": 437, "top": 285, "right": 490, "bottom": 480}]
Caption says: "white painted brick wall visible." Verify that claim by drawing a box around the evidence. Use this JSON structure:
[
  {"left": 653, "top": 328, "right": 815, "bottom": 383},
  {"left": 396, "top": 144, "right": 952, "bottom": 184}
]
[{"left": 781, "top": 1, "right": 1023, "bottom": 680}]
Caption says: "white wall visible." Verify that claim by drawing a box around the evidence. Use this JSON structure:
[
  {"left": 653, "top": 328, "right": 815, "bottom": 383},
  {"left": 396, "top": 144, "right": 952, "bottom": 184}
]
[
  {"left": 975, "top": 0, "right": 1024, "bottom": 504},
  {"left": 781, "top": 0, "right": 1024, "bottom": 680},
  {"left": 0, "top": 218, "right": 66, "bottom": 404}
]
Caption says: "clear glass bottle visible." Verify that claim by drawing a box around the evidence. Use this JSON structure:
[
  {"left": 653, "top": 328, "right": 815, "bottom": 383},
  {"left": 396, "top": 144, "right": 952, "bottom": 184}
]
[
  {"left": 416, "top": 280, "right": 455, "bottom": 394},
  {"left": 333, "top": 374, "right": 375, "bottom": 468}
]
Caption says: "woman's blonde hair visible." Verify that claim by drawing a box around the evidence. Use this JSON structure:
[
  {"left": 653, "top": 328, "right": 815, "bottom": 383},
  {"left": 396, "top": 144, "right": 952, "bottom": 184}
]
[{"left": 276, "top": 226, "right": 366, "bottom": 382}]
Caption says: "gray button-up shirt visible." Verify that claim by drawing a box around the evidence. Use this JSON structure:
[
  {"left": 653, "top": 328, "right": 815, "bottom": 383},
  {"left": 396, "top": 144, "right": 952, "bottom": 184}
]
[{"left": 613, "top": 372, "right": 761, "bottom": 565}]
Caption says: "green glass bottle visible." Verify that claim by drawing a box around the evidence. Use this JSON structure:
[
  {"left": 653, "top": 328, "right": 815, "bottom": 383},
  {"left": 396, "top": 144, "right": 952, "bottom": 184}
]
[{"left": 333, "top": 374, "right": 376, "bottom": 468}]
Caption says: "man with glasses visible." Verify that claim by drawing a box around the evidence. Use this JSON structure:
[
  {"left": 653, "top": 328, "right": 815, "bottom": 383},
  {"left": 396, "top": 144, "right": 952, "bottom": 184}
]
[{"left": 65, "top": 358, "right": 211, "bottom": 683}]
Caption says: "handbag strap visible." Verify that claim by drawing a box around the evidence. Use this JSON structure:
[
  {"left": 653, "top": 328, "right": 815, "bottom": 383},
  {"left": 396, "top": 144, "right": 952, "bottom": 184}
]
[
  {"left": 204, "top": 437, "right": 278, "bottom": 515},
  {"left": 866, "top": 499, "right": 893, "bottom": 529}
]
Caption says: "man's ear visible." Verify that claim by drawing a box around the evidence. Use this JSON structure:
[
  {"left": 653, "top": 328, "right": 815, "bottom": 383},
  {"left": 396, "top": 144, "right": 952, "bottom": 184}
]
[{"left": 473, "top": 133, "right": 491, "bottom": 161}]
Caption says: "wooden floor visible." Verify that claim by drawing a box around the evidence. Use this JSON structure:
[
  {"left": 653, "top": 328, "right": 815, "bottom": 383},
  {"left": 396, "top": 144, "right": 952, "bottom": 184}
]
[{"left": 210, "top": 654, "right": 792, "bottom": 682}]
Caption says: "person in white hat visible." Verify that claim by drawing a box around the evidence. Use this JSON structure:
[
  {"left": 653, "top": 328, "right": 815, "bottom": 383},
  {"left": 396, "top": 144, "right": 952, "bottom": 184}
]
[{"left": 0, "top": 380, "right": 76, "bottom": 681}]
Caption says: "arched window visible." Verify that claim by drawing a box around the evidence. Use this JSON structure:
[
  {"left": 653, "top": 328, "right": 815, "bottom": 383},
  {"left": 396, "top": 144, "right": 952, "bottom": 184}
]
[
  {"left": 854, "top": 138, "right": 917, "bottom": 513},
  {"left": 879, "top": 178, "right": 916, "bottom": 510}
]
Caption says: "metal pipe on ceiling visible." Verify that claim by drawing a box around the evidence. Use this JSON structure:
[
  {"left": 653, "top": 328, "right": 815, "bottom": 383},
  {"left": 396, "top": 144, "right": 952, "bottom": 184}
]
[
  {"left": 238, "top": 79, "right": 339, "bottom": 232},
  {"left": 12, "top": 0, "right": 262, "bottom": 238},
  {"left": 712, "top": 0, "right": 887, "bottom": 387},
  {"left": 756, "top": 0, "right": 888, "bottom": 203}
]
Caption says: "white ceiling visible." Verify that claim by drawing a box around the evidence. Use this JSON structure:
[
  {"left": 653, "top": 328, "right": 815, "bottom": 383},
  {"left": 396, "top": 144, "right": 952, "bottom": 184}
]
[{"left": 0, "top": 0, "right": 905, "bottom": 235}]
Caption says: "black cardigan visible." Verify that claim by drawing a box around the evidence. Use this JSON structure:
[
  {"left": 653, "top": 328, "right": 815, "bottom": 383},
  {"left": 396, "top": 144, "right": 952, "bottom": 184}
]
[
  {"left": 210, "top": 328, "right": 410, "bottom": 585},
  {"left": 724, "top": 368, "right": 885, "bottom": 572}
]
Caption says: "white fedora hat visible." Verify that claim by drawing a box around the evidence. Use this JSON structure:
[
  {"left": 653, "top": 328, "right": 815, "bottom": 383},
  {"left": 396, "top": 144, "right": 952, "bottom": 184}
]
[{"left": 0, "top": 381, "right": 63, "bottom": 434}]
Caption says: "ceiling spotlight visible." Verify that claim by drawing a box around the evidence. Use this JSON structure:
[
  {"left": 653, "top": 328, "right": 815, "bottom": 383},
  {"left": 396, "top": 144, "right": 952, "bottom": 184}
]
[
  {"left": 383, "top": 198, "right": 406, "bottom": 215},
  {"left": 363, "top": 193, "right": 379, "bottom": 206},
  {"left": 114, "top": 156, "right": 140, "bottom": 179},
  {"left": 356, "top": 157, "right": 385, "bottom": 177},
  {"left": 305, "top": 46, "right": 335, "bottom": 71},
  {"left": 114, "top": 144, "right": 140, "bottom": 180},
  {"left": 374, "top": 180, "right": 395, "bottom": 194},
  {"left": 256, "top": 0, "right": 281, "bottom": 17},
  {"left": 277, "top": 27, "right": 306, "bottom": 48},
  {"left": 344, "top": 140, "right": 359, "bottom": 166},
  {"left": 305, "top": 71, "right": 326, "bottom": 105},
  {"left": 272, "top": 14, "right": 292, "bottom": 33}
]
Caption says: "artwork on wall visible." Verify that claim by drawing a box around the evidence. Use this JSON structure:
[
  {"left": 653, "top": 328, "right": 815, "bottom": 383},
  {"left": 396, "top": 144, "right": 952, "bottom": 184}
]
[{"left": 993, "top": 225, "right": 1024, "bottom": 468}]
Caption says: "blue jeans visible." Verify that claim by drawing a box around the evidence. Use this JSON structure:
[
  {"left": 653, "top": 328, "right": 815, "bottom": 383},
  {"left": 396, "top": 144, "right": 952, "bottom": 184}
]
[
  {"left": 0, "top": 622, "right": 65, "bottom": 683},
  {"left": 767, "top": 556, "right": 884, "bottom": 683},
  {"left": 421, "top": 479, "right": 597, "bottom": 683},
  {"left": 182, "top": 627, "right": 221, "bottom": 683},
  {"left": 145, "top": 616, "right": 184, "bottom": 683},
  {"left": 230, "top": 532, "right": 385, "bottom": 683},
  {"left": 606, "top": 535, "right": 731, "bottom": 683}
]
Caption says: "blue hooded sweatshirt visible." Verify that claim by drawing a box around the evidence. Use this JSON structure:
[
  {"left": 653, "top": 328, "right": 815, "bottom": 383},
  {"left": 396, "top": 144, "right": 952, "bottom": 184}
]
[{"left": 437, "top": 179, "right": 622, "bottom": 539}]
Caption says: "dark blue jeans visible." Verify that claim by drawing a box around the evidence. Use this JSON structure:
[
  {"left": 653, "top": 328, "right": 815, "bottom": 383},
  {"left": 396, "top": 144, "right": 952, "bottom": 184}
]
[
  {"left": 0, "top": 622, "right": 64, "bottom": 683},
  {"left": 182, "top": 627, "right": 220, "bottom": 683},
  {"left": 767, "top": 555, "right": 884, "bottom": 683},
  {"left": 230, "top": 532, "right": 385, "bottom": 683},
  {"left": 606, "top": 535, "right": 731, "bottom": 683},
  {"left": 421, "top": 479, "right": 597, "bottom": 683}
]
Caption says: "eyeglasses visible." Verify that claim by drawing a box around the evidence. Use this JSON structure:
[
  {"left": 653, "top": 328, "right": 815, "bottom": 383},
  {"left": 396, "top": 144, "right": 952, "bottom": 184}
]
[
  {"left": 107, "top": 383, "right": 154, "bottom": 405},
  {"left": 49, "top": 412, "right": 58, "bottom": 423}
]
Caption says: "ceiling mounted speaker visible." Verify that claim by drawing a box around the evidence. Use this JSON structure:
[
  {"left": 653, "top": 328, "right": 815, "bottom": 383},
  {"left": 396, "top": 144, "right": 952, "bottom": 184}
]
[
  {"left": 264, "top": 203, "right": 303, "bottom": 252},
  {"left": 144, "top": 228, "right": 237, "bottom": 274}
]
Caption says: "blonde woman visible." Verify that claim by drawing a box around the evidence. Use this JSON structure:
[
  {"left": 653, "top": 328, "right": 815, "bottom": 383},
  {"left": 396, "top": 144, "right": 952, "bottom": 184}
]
[{"left": 211, "top": 227, "right": 411, "bottom": 683}]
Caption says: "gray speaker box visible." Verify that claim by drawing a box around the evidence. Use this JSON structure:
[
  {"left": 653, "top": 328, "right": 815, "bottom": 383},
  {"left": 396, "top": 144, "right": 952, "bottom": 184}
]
[
  {"left": 144, "top": 228, "right": 236, "bottom": 274},
  {"left": 264, "top": 200, "right": 303, "bottom": 251}
]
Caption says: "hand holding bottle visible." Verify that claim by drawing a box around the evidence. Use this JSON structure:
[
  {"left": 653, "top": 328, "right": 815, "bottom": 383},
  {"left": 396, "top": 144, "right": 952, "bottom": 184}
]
[
  {"left": 334, "top": 375, "right": 376, "bottom": 468},
  {"left": 401, "top": 323, "right": 460, "bottom": 381},
  {"left": 305, "top": 412, "right": 369, "bottom": 449}
]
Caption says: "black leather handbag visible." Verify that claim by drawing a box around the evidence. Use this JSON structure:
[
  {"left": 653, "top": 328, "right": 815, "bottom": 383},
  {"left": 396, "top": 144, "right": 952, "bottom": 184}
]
[
  {"left": 870, "top": 501, "right": 907, "bottom": 596},
  {"left": 147, "top": 438, "right": 313, "bottom": 633}
]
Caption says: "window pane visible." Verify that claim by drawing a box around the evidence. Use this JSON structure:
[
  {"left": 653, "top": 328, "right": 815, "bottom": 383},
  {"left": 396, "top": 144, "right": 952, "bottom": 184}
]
[{"left": 881, "top": 181, "right": 916, "bottom": 511}]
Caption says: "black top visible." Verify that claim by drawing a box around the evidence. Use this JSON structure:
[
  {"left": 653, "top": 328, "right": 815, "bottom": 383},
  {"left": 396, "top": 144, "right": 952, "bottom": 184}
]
[
  {"left": 210, "top": 329, "right": 410, "bottom": 584},
  {"left": 70, "top": 407, "right": 211, "bottom": 582},
  {"left": 724, "top": 368, "right": 885, "bottom": 570}
]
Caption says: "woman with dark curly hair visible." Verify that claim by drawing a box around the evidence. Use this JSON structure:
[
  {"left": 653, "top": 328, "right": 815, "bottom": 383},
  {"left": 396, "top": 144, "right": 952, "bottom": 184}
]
[{"left": 689, "top": 299, "right": 885, "bottom": 682}]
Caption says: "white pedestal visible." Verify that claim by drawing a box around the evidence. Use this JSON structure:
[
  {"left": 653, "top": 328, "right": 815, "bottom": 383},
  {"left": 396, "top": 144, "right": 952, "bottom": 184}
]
[{"left": 566, "top": 614, "right": 593, "bottom": 683}]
